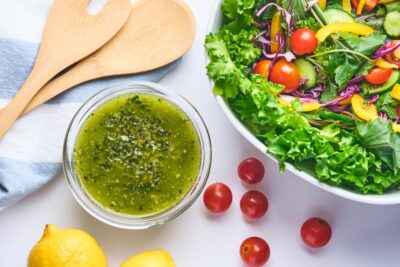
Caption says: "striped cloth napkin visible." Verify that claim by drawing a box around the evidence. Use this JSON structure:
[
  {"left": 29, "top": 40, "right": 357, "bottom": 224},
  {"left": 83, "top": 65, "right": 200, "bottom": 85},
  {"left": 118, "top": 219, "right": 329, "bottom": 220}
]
[{"left": 0, "top": 37, "right": 180, "bottom": 210}]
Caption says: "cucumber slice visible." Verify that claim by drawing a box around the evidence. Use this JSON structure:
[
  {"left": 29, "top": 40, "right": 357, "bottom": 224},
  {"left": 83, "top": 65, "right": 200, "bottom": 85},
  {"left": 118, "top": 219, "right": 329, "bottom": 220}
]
[
  {"left": 367, "top": 70, "right": 400, "bottom": 95},
  {"left": 385, "top": 1, "right": 400, "bottom": 12},
  {"left": 295, "top": 59, "right": 317, "bottom": 88},
  {"left": 384, "top": 11, "right": 400, "bottom": 37},
  {"left": 323, "top": 9, "right": 355, "bottom": 24}
]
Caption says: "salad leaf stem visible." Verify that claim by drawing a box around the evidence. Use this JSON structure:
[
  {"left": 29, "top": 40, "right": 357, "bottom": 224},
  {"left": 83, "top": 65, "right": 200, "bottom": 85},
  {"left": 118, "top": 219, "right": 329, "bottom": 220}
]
[
  {"left": 309, "top": 2, "right": 327, "bottom": 25},
  {"left": 306, "top": 57, "right": 327, "bottom": 72},
  {"left": 308, "top": 7, "right": 324, "bottom": 27},
  {"left": 308, "top": 49, "right": 376, "bottom": 62},
  {"left": 305, "top": 0, "right": 362, "bottom": 63}
]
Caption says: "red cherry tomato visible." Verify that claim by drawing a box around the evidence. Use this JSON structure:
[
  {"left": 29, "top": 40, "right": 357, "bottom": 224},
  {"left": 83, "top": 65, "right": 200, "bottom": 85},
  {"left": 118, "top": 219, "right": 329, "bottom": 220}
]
[
  {"left": 240, "top": 237, "right": 270, "bottom": 267},
  {"left": 290, "top": 28, "right": 318, "bottom": 55},
  {"left": 269, "top": 59, "right": 301, "bottom": 93},
  {"left": 203, "top": 183, "right": 233, "bottom": 213},
  {"left": 364, "top": 68, "right": 393, "bottom": 85},
  {"left": 238, "top": 158, "right": 265, "bottom": 184},
  {"left": 240, "top": 190, "right": 268, "bottom": 219},
  {"left": 253, "top": 60, "right": 272, "bottom": 79},
  {"left": 301, "top": 217, "right": 332, "bottom": 248}
]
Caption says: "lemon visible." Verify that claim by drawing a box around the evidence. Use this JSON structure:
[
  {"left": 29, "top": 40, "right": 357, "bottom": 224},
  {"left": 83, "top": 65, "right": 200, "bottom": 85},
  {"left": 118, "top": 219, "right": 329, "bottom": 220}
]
[
  {"left": 28, "top": 224, "right": 108, "bottom": 267},
  {"left": 120, "top": 250, "right": 176, "bottom": 267}
]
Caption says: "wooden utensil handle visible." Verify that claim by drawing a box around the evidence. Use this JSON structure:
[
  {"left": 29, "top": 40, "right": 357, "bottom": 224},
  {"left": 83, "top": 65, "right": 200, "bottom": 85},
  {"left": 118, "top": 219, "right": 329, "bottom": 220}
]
[
  {"left": 22, "top": 61, "right": 100, "bottom": 116},
  {"left": 0, "top": 68, "right": 55, "bottom": 139}
]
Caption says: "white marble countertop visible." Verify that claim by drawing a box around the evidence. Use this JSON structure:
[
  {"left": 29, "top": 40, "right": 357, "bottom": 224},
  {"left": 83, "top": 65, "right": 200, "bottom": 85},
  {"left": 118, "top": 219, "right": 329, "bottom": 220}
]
[{"left": 1, "top": 0, "right": 400, "bottom": 266}]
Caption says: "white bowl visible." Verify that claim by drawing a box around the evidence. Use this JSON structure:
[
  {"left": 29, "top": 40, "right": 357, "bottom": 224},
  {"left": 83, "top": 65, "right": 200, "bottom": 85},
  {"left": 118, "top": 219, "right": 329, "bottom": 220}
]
[{"left": 205, "top": 0, "right": 400, "bottom": 205}]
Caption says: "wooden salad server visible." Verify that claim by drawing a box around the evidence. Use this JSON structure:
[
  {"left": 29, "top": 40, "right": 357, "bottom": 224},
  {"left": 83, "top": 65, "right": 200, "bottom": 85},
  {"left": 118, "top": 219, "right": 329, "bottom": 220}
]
[
  {"left": 14, "top": 0, "right": 196, "bottom": 116},
  {"left": 0, "top": 0, "right": 131, "bottom": 138}
]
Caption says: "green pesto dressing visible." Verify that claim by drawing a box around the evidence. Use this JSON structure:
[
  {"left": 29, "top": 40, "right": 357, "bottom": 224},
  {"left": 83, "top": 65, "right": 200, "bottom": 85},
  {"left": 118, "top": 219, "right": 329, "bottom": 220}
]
[{"left": 74, "top": 93, "right": 201, "bottom": 215}]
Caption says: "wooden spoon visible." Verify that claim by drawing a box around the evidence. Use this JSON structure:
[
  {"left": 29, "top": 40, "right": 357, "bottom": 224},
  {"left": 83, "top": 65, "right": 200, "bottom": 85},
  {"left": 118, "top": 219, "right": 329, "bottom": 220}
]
[
  {"left": 17, "top": 0, "right": 196, "bottom": 116},
  {"left": 0, "top": 0, "right": 131, "bottom": 139}
]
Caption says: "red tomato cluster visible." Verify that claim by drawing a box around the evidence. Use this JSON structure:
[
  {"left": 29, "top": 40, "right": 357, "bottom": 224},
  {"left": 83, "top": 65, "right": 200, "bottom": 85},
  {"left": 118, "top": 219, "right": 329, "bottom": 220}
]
[
  {"left": 203, "top": 157, "right": 332, "bottom": 266},
  {"left": 253, "top": 28, "right": 318, "bottom": 93}
]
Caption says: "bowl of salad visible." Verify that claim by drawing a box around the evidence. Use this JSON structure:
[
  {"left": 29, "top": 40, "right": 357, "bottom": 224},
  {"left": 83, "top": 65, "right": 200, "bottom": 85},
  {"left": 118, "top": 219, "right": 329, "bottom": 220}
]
[{"left": 205, "top": 0, "right": 400, "bottom": 204}]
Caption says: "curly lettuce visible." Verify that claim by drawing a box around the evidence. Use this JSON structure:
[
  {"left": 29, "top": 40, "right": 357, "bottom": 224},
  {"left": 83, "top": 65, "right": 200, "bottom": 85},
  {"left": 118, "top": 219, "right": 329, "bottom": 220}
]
[{"left": 205, "top": 0, "right": 400, "bottom": 194}]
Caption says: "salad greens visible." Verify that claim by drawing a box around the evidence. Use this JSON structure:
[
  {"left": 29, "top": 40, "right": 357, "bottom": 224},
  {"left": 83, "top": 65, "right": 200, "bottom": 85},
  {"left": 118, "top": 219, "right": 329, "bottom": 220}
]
[{"left": 206, "top": 0, "right": 400, "bottom": 194}]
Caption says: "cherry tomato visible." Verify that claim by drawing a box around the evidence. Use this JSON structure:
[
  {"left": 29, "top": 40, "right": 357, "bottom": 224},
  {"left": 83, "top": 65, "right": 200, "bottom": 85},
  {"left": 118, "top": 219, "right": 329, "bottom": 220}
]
[
  {"left": 238, "top": 158, "right": 265, "bottom": 184},
  {"left": 290, "top": 28, "right": 318, "bottom": 55},
  {"left": 351, "top": 0, "right": 378, "bottom": 12},
  {"left": 301, "top": 217, "right": 332, "bottom": 248},
  {"left": 385, "top": 41, "right": 400, "bottom": 68},
  {"left": 240, "top": 237, "right": 270, "bottom": 267},
  {"left": 240, "top": 190, "right": 268, "bottom": 219},
  {"left": 253, "top": 60, "right": 272, "bottom": 79},
  {"left": 364, "top": 68, "right": 393, "bottom": 85},
  {"left": 203, "top": 182, "right": 233, "bottom": 213},
  {"left": 269, "top": 59, "right": 301, "bottom": 93}
]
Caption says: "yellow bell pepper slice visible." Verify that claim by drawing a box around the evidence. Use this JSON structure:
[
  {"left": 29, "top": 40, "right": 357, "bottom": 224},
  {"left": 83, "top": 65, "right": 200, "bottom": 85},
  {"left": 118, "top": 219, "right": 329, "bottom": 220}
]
[
  {"left": 338, "top": 97, "right": 352, "bottom": 105},
  {"left": 270, "top": 11, "right": 282, "bottom": 53},
  {"left": 379, "top": 0, "right": 394, "bottom": 3},
  {"left": 390, "top": 84, "right": 400, "bottom": 100},
  {"left": 376, "top": 58, "right": 399, "bottom": 69},
  {"left": 302, "top": 101, "right": 321, "bottom": 112},
  {"left": 278, "top": 97, "right": 320, "bottom": 112},
  {"left": 315, "top": 23, "right": 374, "bottom": 42},
  {"left": 318, "top": 0, "right": 327, "bottom": 9},
  {"left": 351, "top": 94, "right": 378, "bottom": 121},
  {"left": 342, "top": 0, "right": 352, "bottom": 13},
  {"left": 356, "top": 0, "right": 366, "bottom": 15},
  {"left": 393, "top": 123, "right": 400, "bottom": 133}
]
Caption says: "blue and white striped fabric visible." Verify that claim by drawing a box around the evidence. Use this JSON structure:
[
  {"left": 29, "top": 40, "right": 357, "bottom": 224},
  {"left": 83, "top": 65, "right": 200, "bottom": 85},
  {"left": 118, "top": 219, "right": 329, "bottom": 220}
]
[{"left": 0, "top": 37, "right": 180, "bottom": 209}]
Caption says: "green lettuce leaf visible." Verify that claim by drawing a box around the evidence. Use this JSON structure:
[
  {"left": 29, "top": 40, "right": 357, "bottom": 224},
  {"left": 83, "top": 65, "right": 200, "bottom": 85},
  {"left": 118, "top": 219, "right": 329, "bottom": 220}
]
[
  {"left": 282, "top": 0, "right": 306, "bottom": 19},
  {"left": 222, "top": 0, "right": 256, "bottom": 32},
  {"left": 340, "top": 33, "right": 387, "bottom": 56},
  {"left": 205, "top": 29, "right": 261, "bottom": 98},
  {"left": 356, "top": 119, "right": 400, "bottom": 172},
  {"left": 320, "top": 82, "right": 338, "bottom": 103},
  {"left": 375, "top": 92, "right": 400, "bottom": 119}
]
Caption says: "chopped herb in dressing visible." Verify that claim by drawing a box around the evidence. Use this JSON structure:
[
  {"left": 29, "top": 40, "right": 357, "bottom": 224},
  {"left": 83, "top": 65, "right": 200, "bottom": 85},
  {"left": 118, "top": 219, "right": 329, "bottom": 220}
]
[{"left": 74, "top": 93, "right": 201, "bottom": 215}]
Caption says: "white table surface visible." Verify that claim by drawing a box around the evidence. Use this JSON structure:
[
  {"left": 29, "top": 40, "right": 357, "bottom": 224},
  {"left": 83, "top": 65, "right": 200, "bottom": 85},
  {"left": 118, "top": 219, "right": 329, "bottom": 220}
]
[{"left": 1, "top": 0, "right": 400, "bottom": 266}]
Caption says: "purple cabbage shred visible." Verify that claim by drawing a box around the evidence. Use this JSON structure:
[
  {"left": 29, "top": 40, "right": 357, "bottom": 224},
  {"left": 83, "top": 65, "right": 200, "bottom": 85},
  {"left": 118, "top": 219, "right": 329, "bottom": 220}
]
[
  {"left": 372, "top": 41, "right": 400, "bottom": 59},
  {"left": 368, "top": 95, "right": 379, "bottom": 104},
  {"left": 320, "top": 85, "right": 361, "bottom": 107}
]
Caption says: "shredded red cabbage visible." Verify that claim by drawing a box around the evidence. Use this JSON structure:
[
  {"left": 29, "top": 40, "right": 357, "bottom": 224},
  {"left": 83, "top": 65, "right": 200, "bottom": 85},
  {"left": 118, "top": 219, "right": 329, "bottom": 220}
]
[
  {"left": 379, "top": 112, "right": 388, "bottom": 120},
  {"left": 329, "top": 105, "right": 348, "bottom": 112},
  {"left": 372, "top": 41, "right": 400, "bottom": 59},
  {"left": 300, "top": 78, "right": 309, "bottom": 86},
  {"left": 261, "top": 32, "right": 296, "bottom": 63},
  {"left": 368, "top": 95, "right": 379, "bottom": 104},
  {"left": 321, "top": 85, "right": 361, "bottom": 107},
  {"left": 348, "top": 76, "right": 364, "bottom": 86},
  {"left": 263, "top": 50, "right": 296, "bottom": 62},
  {"left": 292, "top": 84, "right": 323, "bottom": 99},
  {"left": 256, "top": 3, "right": 295, "bottom": 34},
  {"left": 299, "top": 98, "right": 315, "bottom": 103},
  {"left": 305, "top": 0, "right": 319, "bottom": 12}
]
